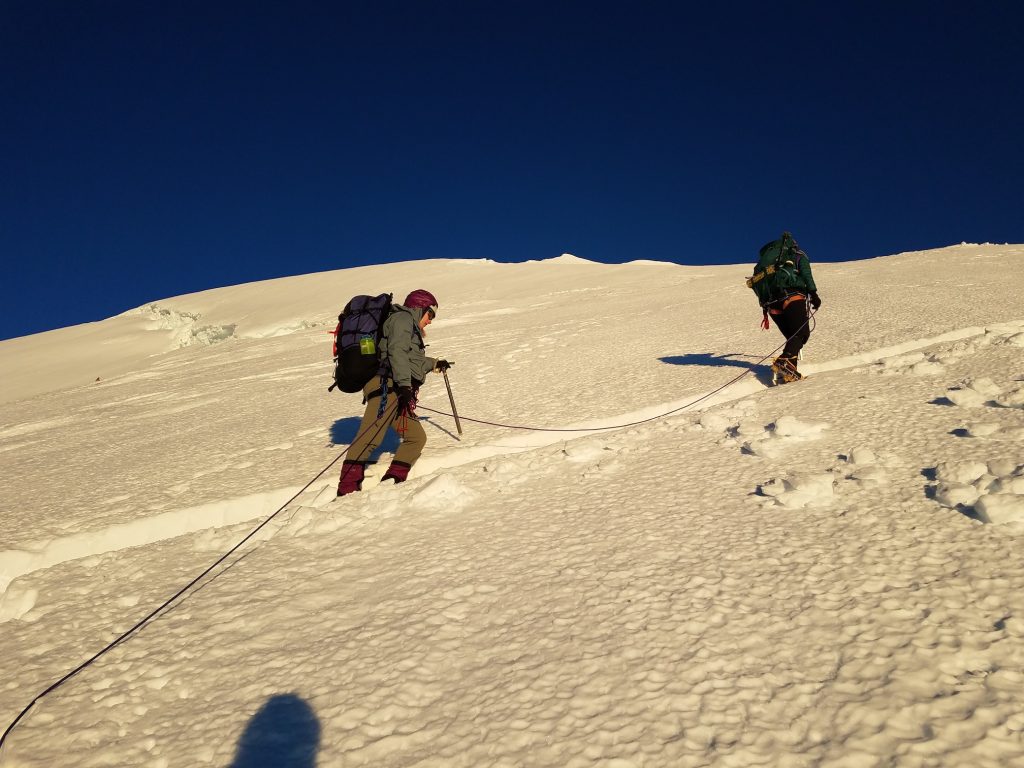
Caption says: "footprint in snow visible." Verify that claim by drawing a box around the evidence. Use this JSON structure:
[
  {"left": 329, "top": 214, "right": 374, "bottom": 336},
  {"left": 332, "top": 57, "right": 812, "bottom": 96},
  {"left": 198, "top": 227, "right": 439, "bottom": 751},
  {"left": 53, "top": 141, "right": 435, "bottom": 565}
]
[
  {"left": 938, "top": 377, "right": 1024, "bottom": 409},
  {"left": 758, "top": 472, "right": 837, "bottom": 509},
  {"left": 833, "top": 446, "right": 890, "bottom": 489},
  {"left": 738, "top": 415, "right": 830, "bottom": 458},
  {"left": 559, "top": 441, "right": 619, "bottom": 463},
  {"left": 955, "top": 423, "right": 1024, "bottom": 441},
  {"left": 755, "top": 442, "right": 887, "bottom": 508},
  {"left": 930, "top": 459, "right": 1024, "bottom": 526},
  {"left": 871, "top": 351, "right": 949, "bottom": 377}
]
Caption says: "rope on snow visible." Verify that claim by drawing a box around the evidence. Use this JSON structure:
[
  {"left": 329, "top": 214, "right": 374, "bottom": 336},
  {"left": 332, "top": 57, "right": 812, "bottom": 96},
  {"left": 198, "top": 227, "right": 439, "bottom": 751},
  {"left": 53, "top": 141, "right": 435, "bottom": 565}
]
[
  {"left": 1, "top": 310, "right": 816, "bottom": 753},
  {"left": 419, "top": 310, "right": 817, "bottom": 433},
  {"left": 0, "top": 413, "right": 395, "bottom": 754}
]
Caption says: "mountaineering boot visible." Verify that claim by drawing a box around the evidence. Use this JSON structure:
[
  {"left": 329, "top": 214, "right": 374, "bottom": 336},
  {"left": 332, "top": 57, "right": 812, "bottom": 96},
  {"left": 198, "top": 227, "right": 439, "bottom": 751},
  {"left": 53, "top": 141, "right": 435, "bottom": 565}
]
[
  {"left": 771, "top": 355, "right": 803, "bottom": 385},
  {"left": 337, "top": 460, "right": 366, "bottom": 496},
  {"left": 380, "top": 460, "right": 412, "bottom": 484}
]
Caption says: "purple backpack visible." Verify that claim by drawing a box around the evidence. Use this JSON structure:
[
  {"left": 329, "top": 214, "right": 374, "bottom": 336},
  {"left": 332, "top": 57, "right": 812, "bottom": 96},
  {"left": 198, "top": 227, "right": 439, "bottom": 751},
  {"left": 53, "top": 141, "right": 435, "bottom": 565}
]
[{"left": 329, "top": 293, "right": 393, "bottom": 393}]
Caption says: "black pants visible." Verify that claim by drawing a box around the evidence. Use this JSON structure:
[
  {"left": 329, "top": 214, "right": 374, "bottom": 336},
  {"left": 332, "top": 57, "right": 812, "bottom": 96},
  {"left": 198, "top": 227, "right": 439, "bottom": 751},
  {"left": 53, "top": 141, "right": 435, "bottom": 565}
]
[{"left": 769, "top": 297, "right": 811, "bottom": 360}]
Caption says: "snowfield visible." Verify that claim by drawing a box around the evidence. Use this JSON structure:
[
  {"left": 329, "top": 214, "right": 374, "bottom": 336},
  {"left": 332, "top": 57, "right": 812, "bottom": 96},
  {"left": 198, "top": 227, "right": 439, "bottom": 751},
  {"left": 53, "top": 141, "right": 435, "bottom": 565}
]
[{"left": 1, "top": 244, "right": 1023, "bottom": 767}]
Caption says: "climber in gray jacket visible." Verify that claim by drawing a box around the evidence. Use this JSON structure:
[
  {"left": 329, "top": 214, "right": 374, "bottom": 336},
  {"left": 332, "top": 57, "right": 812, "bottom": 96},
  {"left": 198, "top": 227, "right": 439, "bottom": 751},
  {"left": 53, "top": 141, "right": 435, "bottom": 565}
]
[{"left": 337, "top": 289, "right": 452, "bottom": 496}]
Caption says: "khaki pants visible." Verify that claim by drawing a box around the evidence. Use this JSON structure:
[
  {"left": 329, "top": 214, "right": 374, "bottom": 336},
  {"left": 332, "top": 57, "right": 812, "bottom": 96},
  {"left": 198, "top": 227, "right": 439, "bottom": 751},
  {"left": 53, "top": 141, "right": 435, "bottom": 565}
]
[{"left": 344, "top": 378, "right": 427, "bottom": 468}]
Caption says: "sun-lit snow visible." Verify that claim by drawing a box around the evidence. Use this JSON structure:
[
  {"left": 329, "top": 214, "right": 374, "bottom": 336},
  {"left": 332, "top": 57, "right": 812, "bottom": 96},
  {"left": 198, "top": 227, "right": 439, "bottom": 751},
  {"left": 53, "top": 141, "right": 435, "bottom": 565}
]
[{"left": 1, "top": 244, "right": 1024, "bottom": 767}]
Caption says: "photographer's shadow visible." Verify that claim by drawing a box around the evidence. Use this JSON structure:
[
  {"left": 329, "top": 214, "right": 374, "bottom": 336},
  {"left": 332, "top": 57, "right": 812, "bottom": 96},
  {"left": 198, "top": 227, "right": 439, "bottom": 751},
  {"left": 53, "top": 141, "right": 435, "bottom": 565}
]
[{"left": 229, "top": 693, "right": 320, "bottom": 768}]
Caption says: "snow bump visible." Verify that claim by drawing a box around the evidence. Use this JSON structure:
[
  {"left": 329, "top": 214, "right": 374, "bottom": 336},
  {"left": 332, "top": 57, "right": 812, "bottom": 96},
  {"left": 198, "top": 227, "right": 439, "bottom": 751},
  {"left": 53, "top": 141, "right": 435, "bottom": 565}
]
[
  {"left": 408, "top": 474, "right": 475, "bottom": 511},
  {"left": 738, "top": 416, "right": 830, "bottom": 458},
  {"left": 759, "top": 472, "right": 837, "bottom": 509},
  {"left": 932, "top": 460, "right": 1024, "bottom": 526}
]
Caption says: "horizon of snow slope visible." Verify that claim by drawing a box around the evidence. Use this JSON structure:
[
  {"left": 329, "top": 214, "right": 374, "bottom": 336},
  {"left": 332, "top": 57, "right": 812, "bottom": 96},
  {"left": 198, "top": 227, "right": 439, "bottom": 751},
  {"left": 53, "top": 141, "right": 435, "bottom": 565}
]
[{"left": 1, "top": 244, "right": 1024, "bottom": 767}]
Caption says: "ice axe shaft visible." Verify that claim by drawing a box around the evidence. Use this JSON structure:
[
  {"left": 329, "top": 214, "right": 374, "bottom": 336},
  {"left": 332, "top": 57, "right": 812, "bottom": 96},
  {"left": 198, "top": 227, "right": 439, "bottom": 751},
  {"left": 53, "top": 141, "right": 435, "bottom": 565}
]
[{"left": 442, "top": 370, "right": 463, "bottom": 435}]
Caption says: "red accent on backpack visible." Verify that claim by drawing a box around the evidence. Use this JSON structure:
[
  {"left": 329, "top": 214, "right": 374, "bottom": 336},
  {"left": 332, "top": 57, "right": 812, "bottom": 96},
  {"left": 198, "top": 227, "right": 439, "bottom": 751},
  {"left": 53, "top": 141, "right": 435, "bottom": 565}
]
[{"left": 330, "top": 324, "right": 340, "bottom": 357}]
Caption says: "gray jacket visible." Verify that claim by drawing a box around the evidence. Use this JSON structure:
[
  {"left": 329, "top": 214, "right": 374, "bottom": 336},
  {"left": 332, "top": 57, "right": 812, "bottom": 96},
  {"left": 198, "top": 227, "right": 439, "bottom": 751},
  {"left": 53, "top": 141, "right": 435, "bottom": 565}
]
[{"left": 379, "top": 304, "right": 436, "bottom": 387}]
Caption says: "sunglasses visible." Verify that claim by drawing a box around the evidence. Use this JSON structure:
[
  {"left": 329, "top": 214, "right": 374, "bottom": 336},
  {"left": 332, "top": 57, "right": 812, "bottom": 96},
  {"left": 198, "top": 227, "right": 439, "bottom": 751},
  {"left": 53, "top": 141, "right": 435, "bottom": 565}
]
[{"left": 426, "top": 306, "right": 437, "bottom": 320}]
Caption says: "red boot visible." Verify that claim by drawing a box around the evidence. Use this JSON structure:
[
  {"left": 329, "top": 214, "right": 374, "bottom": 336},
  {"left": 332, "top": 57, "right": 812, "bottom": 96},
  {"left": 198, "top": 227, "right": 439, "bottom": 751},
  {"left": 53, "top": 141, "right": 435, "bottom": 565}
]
[
  {"left": 337, "top": 461, "right": 365, "bottom": 496},
  {"left": 380, "top": 460, "right": 411, "bottom": 484}
]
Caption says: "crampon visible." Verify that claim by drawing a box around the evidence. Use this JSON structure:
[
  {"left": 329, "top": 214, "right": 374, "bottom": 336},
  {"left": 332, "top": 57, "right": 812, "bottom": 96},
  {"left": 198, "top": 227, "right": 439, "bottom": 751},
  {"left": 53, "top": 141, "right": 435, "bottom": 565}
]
[{"left": 771, "top": 356, "right": 803, "bottom": 385}]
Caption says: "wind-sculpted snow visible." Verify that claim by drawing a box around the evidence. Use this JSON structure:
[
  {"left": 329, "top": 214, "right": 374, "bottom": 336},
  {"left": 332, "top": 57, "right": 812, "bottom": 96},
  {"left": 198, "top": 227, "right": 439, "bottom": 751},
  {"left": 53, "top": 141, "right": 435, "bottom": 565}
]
[
  {"left": 129, "top": 303, "right": 238, "bottom": 348},
  {"left": 1, "top": 251, "right": 1024, "bottom": 766}
]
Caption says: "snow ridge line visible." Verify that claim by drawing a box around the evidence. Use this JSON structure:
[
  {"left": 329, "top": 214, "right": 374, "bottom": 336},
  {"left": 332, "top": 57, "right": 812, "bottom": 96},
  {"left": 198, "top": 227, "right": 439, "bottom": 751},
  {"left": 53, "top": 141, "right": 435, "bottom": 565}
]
[
  {"left": 806, "top": 324, "right": 992, "bottom": 375},
  {"left": 417, "top": 320, "right": 1024, "bottom": 477},
  {"left": 2, "top": 320, "right": 1021, "bottom": 610},
  {"left": 0, "top": 487, "right": 302, "bottom": 600}
]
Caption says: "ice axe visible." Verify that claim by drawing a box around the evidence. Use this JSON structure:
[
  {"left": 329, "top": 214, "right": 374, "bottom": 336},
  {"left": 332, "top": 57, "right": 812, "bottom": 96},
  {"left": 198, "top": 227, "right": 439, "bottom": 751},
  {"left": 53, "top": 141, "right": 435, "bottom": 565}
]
[{"left": 442, "top": 369, "right": 463, "bottom": 435}]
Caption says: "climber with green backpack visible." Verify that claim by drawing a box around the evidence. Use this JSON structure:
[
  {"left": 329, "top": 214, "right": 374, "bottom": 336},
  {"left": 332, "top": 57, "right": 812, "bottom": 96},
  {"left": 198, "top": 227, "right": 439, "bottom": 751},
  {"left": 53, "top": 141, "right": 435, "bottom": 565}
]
[{"left": 746, "top": 231, "right": 821, "bottom": 384}]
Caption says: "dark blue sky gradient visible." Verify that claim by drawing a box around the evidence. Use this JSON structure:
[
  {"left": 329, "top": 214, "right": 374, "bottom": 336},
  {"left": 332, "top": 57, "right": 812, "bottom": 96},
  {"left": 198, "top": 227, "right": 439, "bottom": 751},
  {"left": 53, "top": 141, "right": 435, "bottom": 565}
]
[{"left": 3, "top": 1, "right": 1022, "bottom": 339}]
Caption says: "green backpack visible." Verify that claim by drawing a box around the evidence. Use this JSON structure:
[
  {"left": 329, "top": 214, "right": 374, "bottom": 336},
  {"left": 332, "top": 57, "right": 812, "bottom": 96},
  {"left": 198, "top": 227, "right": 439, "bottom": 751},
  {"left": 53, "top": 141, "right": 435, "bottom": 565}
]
[{"left": 746, "top": 231, "right": 807, "bottom": 306}]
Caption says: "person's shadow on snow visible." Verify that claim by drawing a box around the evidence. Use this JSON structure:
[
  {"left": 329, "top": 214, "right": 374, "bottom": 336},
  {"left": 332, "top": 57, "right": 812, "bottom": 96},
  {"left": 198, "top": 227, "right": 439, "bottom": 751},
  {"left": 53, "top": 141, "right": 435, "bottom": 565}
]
[
  {"left": 660, "top": 352, "right": 760, "bottom": 370},
  {"left": 660, "top": 353, "right": 774, "bottom": 386},
  {"left": 229, "top": 693, "right": 320, "bottom": 768},
  {"left": 330, "top": 416, "right": 400, "bottom": 455}
]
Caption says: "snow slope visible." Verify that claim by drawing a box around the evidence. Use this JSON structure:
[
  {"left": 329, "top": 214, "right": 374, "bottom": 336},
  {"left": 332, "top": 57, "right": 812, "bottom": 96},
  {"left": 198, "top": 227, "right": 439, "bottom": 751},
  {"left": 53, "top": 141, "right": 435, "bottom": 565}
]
[{"left": 1, "top": 244, "right": 1023, "bottom": 767}]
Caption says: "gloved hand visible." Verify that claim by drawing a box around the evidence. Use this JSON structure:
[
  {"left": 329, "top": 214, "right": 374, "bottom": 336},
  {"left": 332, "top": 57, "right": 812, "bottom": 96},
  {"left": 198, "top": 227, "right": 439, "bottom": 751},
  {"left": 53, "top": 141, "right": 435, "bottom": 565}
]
[
  {"left": 809, "top": 292, "right": 822, "bottom": 310},
  {"left": 395, "top": 385, "right": 418, "bottom": 416},
  {"left": 434, "top": 359, "right": 453, "bottom": 373}
]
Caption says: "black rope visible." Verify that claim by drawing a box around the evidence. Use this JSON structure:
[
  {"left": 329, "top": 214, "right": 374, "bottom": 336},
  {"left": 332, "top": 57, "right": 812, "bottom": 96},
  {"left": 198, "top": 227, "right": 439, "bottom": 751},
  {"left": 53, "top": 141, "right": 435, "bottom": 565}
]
[
  {"left": 0, "top": 406, "right": 397, "bottom": 753},
  {"left": 2, "top": 309, "right": 817, "bottom": 753},
  {"left": 419, "top": 310, "right": 817, "bottom": 433}
]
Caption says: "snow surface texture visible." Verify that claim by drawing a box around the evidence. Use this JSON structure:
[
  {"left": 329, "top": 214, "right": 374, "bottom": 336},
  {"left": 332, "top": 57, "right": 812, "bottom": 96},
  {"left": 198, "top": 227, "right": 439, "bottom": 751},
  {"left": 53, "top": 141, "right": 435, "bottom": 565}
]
[{"left": 1, "top": 245, "right": 1024, "bottom": 767}]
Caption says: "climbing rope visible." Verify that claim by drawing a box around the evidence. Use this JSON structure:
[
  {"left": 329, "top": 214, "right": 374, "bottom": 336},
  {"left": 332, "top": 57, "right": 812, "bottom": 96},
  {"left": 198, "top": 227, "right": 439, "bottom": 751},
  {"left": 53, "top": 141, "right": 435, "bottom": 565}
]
[
  {"left": 0, "top": 412, "right": 395, "bottom": 753},
  {"left": 2, "top": 308, "right": 817, "bottom": 753},
  {"left": 419, "top": 310, "right": 817, "bottom": 433}
]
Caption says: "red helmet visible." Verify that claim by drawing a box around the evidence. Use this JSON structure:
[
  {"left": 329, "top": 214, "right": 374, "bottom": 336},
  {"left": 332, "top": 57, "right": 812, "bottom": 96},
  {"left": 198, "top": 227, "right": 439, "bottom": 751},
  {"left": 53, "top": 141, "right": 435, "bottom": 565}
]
[{"left": 403, "top": 289, "right": 438, "bottom": 310}]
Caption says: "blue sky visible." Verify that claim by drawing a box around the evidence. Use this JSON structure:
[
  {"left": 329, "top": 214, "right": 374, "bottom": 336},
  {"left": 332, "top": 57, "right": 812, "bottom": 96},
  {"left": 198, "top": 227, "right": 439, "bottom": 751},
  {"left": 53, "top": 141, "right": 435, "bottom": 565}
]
[{"left": 2, "top": 1, "right": 1022, "bottom": 340}]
